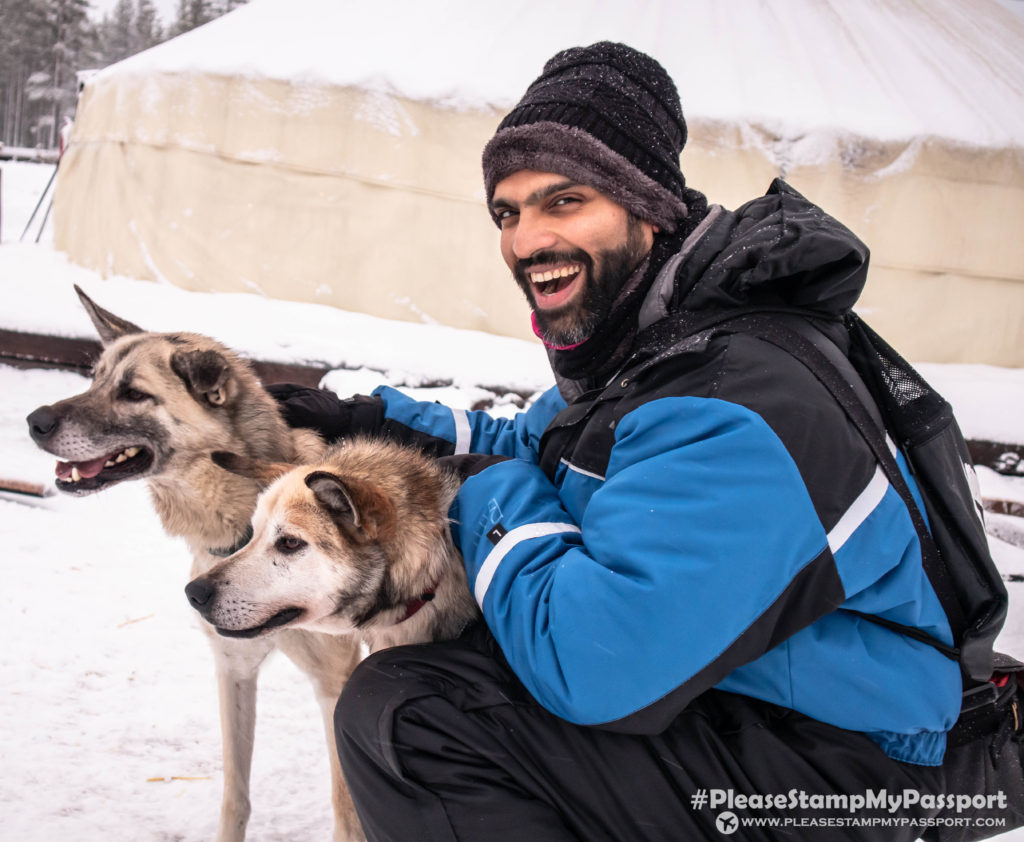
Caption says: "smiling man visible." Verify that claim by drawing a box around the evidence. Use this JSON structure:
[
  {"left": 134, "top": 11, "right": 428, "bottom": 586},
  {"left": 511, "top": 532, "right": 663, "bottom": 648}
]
[
  {"left": 272, "top": 42, "right": 968, "bottom": 841},
  {"left": 493, "top": 172, "right": 656, "bottom": 347}
]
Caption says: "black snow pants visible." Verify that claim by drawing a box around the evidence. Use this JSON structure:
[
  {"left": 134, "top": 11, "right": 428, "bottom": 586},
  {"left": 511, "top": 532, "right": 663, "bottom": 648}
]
[{"left": 334, "top": 624, "right": 948, "bottom": 842}]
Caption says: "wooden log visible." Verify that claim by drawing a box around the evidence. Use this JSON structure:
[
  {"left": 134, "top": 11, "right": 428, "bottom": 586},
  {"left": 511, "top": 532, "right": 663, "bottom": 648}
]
[
  {"left": 0, "top": 477, "right": 49, "bottom": 497},
  {"left": 0, "top": 328, "right": 329, "bottom": 386},
  {"left": 968, "top": 440, "right": 1024, "bottom": 476},
  {"left": 985, "top": 499, "right": 1024, "bottom": 519}
]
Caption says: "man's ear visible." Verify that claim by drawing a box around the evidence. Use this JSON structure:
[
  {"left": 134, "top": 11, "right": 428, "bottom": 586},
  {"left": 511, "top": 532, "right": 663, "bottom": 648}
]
[
  {"left": 305, "top": 471, "right": 395, "bottom": 541},
  {"left": 75, "top": 284, "right": 144, "bottom": 345},
  {"left": 211, "top": 451, "right": 291, "bottom": 488},
  {"left": 170, "top": 349, "right": 231, "bottom": 406}
]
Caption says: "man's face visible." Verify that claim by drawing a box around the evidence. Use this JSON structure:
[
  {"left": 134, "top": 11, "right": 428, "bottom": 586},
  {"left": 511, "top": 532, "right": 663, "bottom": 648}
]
[{"left": 490, "top": 170, "right": 656, "bottom": 347}]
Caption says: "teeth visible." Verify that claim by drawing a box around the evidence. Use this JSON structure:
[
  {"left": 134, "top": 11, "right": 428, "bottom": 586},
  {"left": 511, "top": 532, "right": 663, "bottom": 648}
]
[
  {"left": 530, "top": 264, "right": 580, "bottom": 285},
  {"left": 66, "top": 447, "right": 143, "bottom": 481}
]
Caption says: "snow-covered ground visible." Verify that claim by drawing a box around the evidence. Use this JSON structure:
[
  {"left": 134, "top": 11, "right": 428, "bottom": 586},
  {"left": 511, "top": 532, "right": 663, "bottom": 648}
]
[{"left": 1, "top": 159, "right": 1023, "bottom": 840}]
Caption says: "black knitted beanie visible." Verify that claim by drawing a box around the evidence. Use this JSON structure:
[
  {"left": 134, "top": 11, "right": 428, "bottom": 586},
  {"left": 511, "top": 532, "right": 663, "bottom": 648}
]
[{"left": 482, "top": 42, "right": 691, "bottom": 232}]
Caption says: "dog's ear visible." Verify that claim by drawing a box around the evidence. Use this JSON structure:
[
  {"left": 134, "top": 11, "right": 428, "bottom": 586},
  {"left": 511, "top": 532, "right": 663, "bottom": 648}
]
[
  {"left": 211, "top": 451, "right": 291, "bottom": 488},
  {"left": 171, "top": 349, "right": 231, "bottom": 406},
  {"left": 305, "top": 471, "right": 395, "bottom": 542},
  {"left": 75, "top": 284, "right": 144, "bottom": 345}
]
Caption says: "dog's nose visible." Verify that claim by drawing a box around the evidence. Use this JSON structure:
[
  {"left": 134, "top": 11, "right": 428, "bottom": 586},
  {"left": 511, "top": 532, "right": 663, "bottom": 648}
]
[
  {"left": 26, "top": 406, "right": 59, "bottom": 441},
  {"left": 185, "top": 577, "right": 216, "bottom": 611}
]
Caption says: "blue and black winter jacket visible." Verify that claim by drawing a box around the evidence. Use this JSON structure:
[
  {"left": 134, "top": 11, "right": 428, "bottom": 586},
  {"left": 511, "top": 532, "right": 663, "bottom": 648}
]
[{"left": 354, "top": 181, "right": 963, "bottom": 765}]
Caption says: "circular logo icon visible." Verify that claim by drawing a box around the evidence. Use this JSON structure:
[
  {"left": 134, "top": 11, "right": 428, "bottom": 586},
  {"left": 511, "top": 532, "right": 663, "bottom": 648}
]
[{"left": 715, "top": 811, "right": 739, "bottom": 835}]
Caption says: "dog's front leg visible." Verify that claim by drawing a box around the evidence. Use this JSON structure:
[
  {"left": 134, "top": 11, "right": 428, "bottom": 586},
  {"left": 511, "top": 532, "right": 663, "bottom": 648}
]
[
  {"left": 278, "top": 631, "right": 366, "bottom": 841},
  {"left": 316, "top": 693, "right": 365, "bottom": 842},
  {"left": 209, "top": 636, "right": 273, "bottom": 842}
]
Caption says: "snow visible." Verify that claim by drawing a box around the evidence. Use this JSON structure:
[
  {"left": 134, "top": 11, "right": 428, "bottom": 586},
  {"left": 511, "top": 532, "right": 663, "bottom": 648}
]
[
  {"left": 92, "top": 0, "right": 1024, "bottom": 151},
  {"left": 917, "top": 364, "right": 1024, "bottom": 449},
  {"left": 0, "top": 161, "right": 58, "bottom": 246},
  {"left": 2, "top": 159, "right": 1024, "bottom": 839}
]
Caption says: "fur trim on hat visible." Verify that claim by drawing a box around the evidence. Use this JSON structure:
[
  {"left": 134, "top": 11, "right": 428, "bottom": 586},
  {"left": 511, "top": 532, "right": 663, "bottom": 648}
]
[{"left": 483, "top": 122, "right": 688, "bottom": 232}]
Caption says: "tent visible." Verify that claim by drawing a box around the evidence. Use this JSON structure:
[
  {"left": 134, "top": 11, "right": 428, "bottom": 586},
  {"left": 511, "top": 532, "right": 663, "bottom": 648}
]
[{"left": 54, "top": 0, "right": 1024, "bottom": 365}]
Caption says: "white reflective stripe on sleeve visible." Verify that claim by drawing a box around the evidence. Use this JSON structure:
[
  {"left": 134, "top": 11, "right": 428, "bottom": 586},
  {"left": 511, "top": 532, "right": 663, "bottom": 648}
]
[
  {"left": 827, "top": 465, "right": 889, "bottom": 553},
  {"left": 560, "top": 458, "right": 606, "bottom": 482},
  {"left": 452, "top": 409, "right": 472, "bottom": 455},
  {"left": 474, "top": 522, "right": 582, "bottom": 607}
]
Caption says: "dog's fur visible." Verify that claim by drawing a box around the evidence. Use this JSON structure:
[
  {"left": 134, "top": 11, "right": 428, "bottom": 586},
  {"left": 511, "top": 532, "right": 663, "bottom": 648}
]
[
  {"left": 186, "top": 441, "right": 479, "bottom": 653},
  {"left": 26, "top": 286, "right": 365, "bottom": 842}
]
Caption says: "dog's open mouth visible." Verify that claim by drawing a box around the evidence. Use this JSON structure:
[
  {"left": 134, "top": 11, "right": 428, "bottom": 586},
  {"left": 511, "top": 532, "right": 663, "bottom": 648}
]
[
  {"left": 214, "top": 608, "right": 303, "bottom": 639},
  {"left": 54, "top": 445, "right": 154, "bottom": 493}
]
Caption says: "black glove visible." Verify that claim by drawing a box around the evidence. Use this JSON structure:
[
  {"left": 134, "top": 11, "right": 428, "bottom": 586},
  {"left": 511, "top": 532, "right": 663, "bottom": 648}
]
[
  {"left": 436, "top": 453, "right": 511, "bottom": 482},
  {"left": 266, "top": 383, "right": 384, "bottom": 442}
]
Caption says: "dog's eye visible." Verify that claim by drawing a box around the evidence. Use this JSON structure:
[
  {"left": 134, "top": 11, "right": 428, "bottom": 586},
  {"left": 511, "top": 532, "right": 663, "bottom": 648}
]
[
  {"left": 276, "top": 535, "right": 306, "bottom": 553},
  {"left": 120, "top": 388, "right": 150, "bottom": 402}
]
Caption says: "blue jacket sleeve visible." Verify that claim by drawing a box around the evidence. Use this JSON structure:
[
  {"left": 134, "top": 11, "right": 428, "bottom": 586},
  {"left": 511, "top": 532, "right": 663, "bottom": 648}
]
[
  {"left": 373, "top": 384, "right": 565, "bottom": 460},
  {"left": 450, "top": 396, "right": 844, "bottom": 733}
]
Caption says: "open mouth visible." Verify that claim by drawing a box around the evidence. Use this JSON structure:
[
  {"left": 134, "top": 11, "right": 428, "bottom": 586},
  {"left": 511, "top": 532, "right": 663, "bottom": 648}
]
[
  {"left": 54, "top": 445, "right": 154, "bottom": 494},
  {"left": 529, "top": 263, "right": 583, "bottom": 307},
  {"left": 214, "top": 607, "right": 303, "bottom": 639}
]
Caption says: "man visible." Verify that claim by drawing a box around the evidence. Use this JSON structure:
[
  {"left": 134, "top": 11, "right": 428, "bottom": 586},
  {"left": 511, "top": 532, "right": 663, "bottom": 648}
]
[{"left": 274, "top": 43, "right": 961, "bottom": 840}]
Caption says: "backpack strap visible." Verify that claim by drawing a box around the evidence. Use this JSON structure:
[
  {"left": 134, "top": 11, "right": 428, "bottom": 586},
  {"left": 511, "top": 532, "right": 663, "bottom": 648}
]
[{"left": 722, "top": 314, "right": 968, "bottom": 665}]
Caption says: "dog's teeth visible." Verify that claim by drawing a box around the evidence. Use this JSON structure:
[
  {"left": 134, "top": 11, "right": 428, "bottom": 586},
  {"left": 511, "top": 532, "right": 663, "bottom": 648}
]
[
  {"left": 125, "top": 447, "right": 140, "bottom": 458},
  {"left": 71, "top": 466, "right": 82, "bottom": 482},
  {"left": 104, "top": 460, "right": 116, "bottom": 468},
  {"left": 115, "top": 453, "right": 128, "bottom": 463}
]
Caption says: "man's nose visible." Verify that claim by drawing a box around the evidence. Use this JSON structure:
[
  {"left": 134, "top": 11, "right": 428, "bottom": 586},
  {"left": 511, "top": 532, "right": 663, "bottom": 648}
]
[{"left": 511, "top": 213, "right": 558, "bottom": 261}]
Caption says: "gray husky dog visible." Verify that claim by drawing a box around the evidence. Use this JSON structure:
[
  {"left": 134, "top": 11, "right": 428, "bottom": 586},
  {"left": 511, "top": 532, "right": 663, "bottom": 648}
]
[{"left": 26, "top": 286, "right": 365, "bottom": 842}]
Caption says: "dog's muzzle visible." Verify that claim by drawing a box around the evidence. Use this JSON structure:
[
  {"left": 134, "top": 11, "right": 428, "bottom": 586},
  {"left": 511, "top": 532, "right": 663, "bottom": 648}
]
[{"left": 185, "top": 576, "right": 303, "bottom": 638}]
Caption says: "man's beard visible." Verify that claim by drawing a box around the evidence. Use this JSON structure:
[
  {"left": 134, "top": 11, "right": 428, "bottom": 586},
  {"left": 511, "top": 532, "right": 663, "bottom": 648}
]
[{"left": 513, "top": 218, "right": 651, "bottom": 347}]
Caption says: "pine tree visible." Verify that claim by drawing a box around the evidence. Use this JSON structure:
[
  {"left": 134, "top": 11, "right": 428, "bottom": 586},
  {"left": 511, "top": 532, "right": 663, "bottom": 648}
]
[
  {"left": 97, "top": 0, "right": 163, "bottom": 65},
  {"left": 133, "top": 0, "right": 163, "bottom": 52},
  {"left": 0, "top": 0, "right": 247, "bottom": 147},
  {"left": 41, "top": 0, "right": 93, "bottom": 147},
  {"left": 103, "top": 0, "right": 135, "bottom": 64},
  {"left": 169, "top": 0, "right": 248, "bottom": 36},
  {"left": 171, "top": 0, "right": 214, "bottom": 36},
  {"left": 0, "top": 0, "right": 93, "bottom": 149}
]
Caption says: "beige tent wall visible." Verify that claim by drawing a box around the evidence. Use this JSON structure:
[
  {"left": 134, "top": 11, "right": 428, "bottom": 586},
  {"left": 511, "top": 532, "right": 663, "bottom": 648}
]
[
  {"left": 684, "top": 124, "right": 1024, "bottom": 364},
  {"left": 55, "top": 71, "right": 1024, "bottom": 365},
  {"left": 55, "top": 73, "right": 526, "bottom": 337}
]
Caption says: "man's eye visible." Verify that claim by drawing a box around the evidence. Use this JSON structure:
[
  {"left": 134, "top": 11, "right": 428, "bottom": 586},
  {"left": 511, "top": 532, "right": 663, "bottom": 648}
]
[
  {"left": 121, "top": 388, "right": 150, "bottom": 402},
  {"left": 494, "top": 208, "right": 517, "bottom": 224},
  {"left": 552, "top": 195, "right": 581, "bottom": 208},
  {"left": 276, "top": 535, "right": 306, "bottom": 553}
]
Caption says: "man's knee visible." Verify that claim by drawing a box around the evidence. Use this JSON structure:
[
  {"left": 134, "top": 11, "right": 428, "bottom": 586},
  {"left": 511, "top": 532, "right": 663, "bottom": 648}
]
[
  {"left": 334, "top": 644, "right": 438, "bottom": 765},
  {"left": 334, "top": 630, "right": 524, "bottom": 774}
]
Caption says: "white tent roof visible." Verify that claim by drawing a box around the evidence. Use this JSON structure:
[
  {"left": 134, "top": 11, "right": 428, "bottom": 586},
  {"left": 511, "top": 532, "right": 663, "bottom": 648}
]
[{"left": 100, "top": 0, "right": 1024, "bottom": 153}]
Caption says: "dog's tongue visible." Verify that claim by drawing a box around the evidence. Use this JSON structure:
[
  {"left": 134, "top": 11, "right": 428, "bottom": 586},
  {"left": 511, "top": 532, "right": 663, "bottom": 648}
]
[{"left": 55, "top": 456, "right": 109, "bottom": 480}]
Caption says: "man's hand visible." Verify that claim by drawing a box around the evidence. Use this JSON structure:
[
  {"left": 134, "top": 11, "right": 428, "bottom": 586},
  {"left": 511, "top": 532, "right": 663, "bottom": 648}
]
[{"left": 266, "top": 383, "right": 384, "bottom": 442}]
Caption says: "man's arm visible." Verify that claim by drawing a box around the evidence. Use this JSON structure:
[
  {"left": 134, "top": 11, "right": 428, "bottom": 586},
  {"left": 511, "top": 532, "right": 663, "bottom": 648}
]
[
  {"left": 269, "top": 382, "right": 565, "bottom": 459},
  {"left": 450, "top": 394, "right": 847, "bottom": 734}
]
